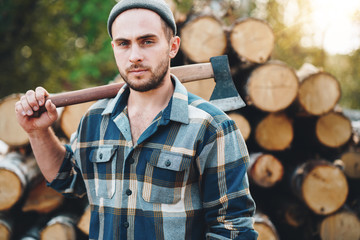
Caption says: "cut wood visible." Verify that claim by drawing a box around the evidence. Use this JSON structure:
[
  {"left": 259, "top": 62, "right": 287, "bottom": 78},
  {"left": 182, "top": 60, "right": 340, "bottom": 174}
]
[
  {"left": 227, "top": 112, "right": 251, "bottom": 141},
  {"left": 320, "top": 210, "right": 360, "bottom": 240},
  {"left": 230, "top": 17, "right": 275, "bottom": 64},
  {"left": 341, "top": 150, "right": 360, "bottom": 179},
  {"left": 255, "top": 113, "right": 293, "bottom": 151},
  {"left": 298, "top": 72, "right": 341, "bottom": 115},
  {"left": 254, "top": 213, "right": 279, "bottom": 240},
  {"left": 248, "top": 153, "right": 284, "bottom": 187},
  {"left": 40, "top": 215, "right": 77, "bottom": 240},
  {"left": 316, "top": 112, "right": 352, "bottom": 148},
  {"left": 0, "top": 94, "right": 29, "bottom": 146},
  {"left": 180, "top": 15, "right": 227, "bottom": 63},
  {"left": 246, "top": 61, "right": 299, "bottom": 112},
  {"left": 0, "top": 152, "right": 42, "bottom": 211},
  {"left": 22, "top": 179, "right": 64, "bottom": 214},
  {"left": 0, "top": 213, "right": 13, "bottom": 240},
  {"left": 292, "top": 160, "right": 348, "bottom": 215},
  {"left": 60, "top": 101, "right": 96, "bottom": 139},
  {"left": 77, "top": 205, "right": 90, "bottom": 235}
]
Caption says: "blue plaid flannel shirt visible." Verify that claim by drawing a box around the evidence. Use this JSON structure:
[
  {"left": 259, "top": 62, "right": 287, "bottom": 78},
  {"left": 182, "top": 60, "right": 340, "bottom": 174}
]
[{"left": 49, "top": 76, "right": 257, "bottom": 239}]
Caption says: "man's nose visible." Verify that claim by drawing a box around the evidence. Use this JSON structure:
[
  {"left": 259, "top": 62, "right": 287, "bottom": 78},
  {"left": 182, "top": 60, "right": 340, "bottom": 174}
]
[{"left": 129, "top": 45, "right": 143, "bottom": 63}]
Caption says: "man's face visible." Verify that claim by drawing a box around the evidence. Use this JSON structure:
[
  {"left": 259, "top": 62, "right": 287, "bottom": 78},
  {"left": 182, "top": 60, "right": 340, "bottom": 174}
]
[{"left": 111, "top": 9, "right": 176, "bottom": 92}]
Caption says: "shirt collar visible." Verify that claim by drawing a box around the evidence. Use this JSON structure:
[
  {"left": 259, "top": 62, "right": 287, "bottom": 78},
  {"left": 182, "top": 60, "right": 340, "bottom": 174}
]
[{"left": 101, "top": 74, "right": 189, "bottom": 125}]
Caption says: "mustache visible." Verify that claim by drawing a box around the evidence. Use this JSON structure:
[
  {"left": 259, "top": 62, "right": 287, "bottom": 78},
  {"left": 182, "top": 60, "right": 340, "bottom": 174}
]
[{"left": 126, "top": 64, "right": 150, "bottom": 72}]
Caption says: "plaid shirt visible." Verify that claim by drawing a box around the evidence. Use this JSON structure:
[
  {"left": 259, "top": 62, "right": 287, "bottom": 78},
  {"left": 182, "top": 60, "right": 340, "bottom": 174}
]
[{"left": 49, "top": 76, "right": 257, "bottom": 240}]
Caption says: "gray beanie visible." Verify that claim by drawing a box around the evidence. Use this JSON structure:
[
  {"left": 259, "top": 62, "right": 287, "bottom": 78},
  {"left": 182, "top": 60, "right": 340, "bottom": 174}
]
[{"left": 107, "top": 0, "right": 177, "bottom": 39}]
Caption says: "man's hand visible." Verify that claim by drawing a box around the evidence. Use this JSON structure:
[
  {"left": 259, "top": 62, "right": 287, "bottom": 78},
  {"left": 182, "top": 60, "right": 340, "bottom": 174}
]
[{"left": 15, "top": 87, "right": 58, "bottom": 135}]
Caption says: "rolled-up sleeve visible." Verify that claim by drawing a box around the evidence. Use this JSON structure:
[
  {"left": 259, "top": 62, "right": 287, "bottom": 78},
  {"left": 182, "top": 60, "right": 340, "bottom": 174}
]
[
  {"left": 47, "top": 144, "right": 86, "bottom": 198},
  {"left": 201, "top": 120, "right": 258, "bottom": 239}
]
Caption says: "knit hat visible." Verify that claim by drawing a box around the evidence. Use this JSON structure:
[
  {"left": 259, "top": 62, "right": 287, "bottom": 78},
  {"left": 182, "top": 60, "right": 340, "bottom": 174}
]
[{"left": 107, "top": 0, "right": 177, "bottom": 39}]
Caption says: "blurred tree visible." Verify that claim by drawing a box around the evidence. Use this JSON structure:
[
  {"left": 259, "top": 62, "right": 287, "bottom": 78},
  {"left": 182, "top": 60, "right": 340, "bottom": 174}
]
[{"left": 0, "top": 0, "right": 116, "bottom": 98}]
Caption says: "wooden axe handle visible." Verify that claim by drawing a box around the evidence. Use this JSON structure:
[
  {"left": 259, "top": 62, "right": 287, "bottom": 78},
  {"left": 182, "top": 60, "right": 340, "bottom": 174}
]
[{"left": 48, "top": 62, "right": 213, "bottom": 108}]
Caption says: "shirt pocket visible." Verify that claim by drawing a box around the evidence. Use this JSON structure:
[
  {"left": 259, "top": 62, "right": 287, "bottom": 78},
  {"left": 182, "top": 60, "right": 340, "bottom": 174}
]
[
  {"left": 142, "top": 151, "right": 192, "bottom": 204},
  {"left": 89, "top": 145, "right": 118, "bottom": 199}
]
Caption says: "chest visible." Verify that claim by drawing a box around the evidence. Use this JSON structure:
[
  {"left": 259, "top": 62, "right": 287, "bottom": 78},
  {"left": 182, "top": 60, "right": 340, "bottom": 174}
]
[{"left": 128, "top": 110, "right": 159, "bottom": 144}]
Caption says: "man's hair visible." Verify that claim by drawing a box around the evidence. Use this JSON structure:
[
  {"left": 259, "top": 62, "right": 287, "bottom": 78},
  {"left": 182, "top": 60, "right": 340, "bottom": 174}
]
[{"left": 161, "top": 19, "right": 174, "bottom": 42}]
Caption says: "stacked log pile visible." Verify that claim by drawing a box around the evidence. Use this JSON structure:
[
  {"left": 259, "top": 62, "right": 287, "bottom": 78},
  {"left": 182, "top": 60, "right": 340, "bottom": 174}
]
[{"left": 1, "top": 2, "right": 360, "bottom": 239}]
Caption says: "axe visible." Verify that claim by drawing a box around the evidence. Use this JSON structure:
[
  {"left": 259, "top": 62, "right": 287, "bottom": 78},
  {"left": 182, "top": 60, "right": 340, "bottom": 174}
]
[{"left": 35, "top": 55, "right": 245, "bottom": 114}]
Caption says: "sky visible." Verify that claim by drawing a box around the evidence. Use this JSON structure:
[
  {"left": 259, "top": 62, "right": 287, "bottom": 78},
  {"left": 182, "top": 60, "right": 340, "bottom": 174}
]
[{"left": 283, "top": 0, "right": 360, "bottom": 55}]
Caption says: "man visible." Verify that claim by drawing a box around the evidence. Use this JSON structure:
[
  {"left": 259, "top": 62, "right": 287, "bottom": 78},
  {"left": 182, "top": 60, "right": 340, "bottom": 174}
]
[{"left": 15, "top": 0, "right": 258, "bottom": 239}]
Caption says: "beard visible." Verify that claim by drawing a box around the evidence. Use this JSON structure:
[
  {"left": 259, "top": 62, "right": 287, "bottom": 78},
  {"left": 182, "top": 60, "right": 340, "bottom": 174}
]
[{"left": 119, "top": 57, "right": 170, "bottom": 92}]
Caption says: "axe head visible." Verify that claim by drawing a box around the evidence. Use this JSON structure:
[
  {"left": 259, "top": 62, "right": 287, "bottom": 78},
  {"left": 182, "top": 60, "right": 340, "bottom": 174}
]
[{"left": 209, "top": 55, "right": 246, "bottom": 112}]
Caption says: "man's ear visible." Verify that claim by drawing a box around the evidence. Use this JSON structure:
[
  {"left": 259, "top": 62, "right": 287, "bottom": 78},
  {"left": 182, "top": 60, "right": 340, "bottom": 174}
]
[{"left": 169, "top": 36, "right": 180, "bottom": 59}]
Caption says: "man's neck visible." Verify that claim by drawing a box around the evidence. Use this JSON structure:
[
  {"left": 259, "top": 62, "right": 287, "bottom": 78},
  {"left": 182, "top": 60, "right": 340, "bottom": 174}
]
[{"left": 127, "top": 76, "right": 174, "bottom": 112}]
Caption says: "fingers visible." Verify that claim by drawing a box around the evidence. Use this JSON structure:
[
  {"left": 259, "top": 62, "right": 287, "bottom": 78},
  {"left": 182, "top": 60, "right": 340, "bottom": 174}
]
[
  {"left": 16, "top": 87, "right": 49, "bottom": 116},
  {"left": 44, "top": 99, "right": 58, "bottom": 121}
]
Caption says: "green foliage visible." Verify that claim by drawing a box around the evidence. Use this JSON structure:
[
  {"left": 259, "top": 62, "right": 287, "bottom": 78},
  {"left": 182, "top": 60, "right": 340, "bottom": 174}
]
[{"left": 0, "top": 0, "right": 117, "bottom": 98}]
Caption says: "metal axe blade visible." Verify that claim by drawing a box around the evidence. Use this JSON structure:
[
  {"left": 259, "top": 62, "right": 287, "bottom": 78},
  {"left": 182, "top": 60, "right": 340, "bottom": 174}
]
[{"left": 209, "top": 55, "right": 246, "bottom": 112}]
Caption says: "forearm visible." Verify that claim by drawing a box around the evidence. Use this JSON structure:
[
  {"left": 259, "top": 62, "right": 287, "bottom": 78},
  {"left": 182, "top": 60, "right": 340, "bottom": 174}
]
[{"left": 28, "top": 127, "right": 66, "bottom": 182}]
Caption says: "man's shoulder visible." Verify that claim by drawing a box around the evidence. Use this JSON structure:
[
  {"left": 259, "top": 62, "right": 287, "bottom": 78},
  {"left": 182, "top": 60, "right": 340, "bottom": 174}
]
[{"left": 187, "top": 92, "right": 232, "bottom": 126}]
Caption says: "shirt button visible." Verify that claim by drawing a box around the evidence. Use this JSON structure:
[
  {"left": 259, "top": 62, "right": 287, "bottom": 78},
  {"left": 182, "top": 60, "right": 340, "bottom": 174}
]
[
  {"left": 128, "top": 158, "right": 135, "bottom": 164},
  {"left": 165, "top": 160, "right": 171, "bottom": 167},
  {"left": 126, "top": 189, "right": 132, "bottom": 196},
  {"left": 99, "top": 153, "right": 103, "bottom": 159},
  {"left": 123, "top": 222, "right": 129, "bottom": 228}
]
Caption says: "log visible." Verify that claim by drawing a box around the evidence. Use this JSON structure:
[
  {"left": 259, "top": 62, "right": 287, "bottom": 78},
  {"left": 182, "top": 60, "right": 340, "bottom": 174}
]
[
  {"left": 254, "top": 213, "right": 279, "bottom": 240},
  {"left": 297, "top": 64, "right": 341, "bottom": 115},
  {"left": 77, "top": 205, "right": 90, "bottom": 236},
  {"left": 230, "top": 17, "right": 275, "bottom": 64},
  {"left": 22, "top": 179, "right": 64, "bottom": 214},
  {"left": 40, "top": 214, "right": 77, "bottom": 240},
  {"left": 227, "top": 112, "right": 251, "bottom": 141},
  {"left": 316, "top": 112, "right": 352, "bottom": 148},
  {"left": 180, "top": 15, "right": 227, "bottom": 63},
  {"left": 255, "top": 113, "right": 294, "bottom": 151},
  {"left": 0, "top": 213, "right": 13, "bottom": 240},
  {"left": 246, "top": 61, "right": 299, "bottom": 112},
  {"left": 59, "top": 101, "right": 95, "bottom": 139},
  {"left": 291, "top": 160, "right": 348, "bottom": 215},
  {"left": 0, "top": 94, "right": 29, "bottom": 146},
  {"left": 319, "top": 210, "right": 360, "bottom": 240},
  {"left": 248, "top": 153, "right": 284, "bottom": 187},
  {"left": 340, "top": 150, "right": 360, "bottom": 179},
  {"left": 0, "top": 152, "right": 42, "bottom": 211}
]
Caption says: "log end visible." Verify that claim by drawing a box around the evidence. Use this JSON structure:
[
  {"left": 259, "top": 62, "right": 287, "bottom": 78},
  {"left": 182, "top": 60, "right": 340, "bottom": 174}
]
[
  {"left": 255, "top": 113, "right": 294, "bottom": 151},
  {"left": 77, "top": 206, "right": 90, "bottom": 235},
  {"left": 250, "top": 154, "right": 284, "bottom": 187},
  {"left": 40, "top": 223, "right": 76, "bottom": 240},
  {"left": 298, "top": 72, "right": 341, "bottom": 115},
  {"left": 302, "top": 164, "right": 348, "bottom": 215},
  {"left": 0, "top": 223, "right": 11, "bottom": 240},
  {"left": 316, "top": 112, "right": 352, "bottom": 148},
  {"left": 0, "top": 169, "right": 23, "bottom": 211},
  {"left": 320, "top": 211, "right": 360, "bottom": 240}
]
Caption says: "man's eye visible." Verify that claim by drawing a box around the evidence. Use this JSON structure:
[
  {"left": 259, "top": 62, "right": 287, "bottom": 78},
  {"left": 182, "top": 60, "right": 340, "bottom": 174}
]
[
  {"left": 117, "top": 41, "right": 128, "bottom": 47},
  {"left": 144, "top": 40, "right": 153, "bottom": 45}
]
